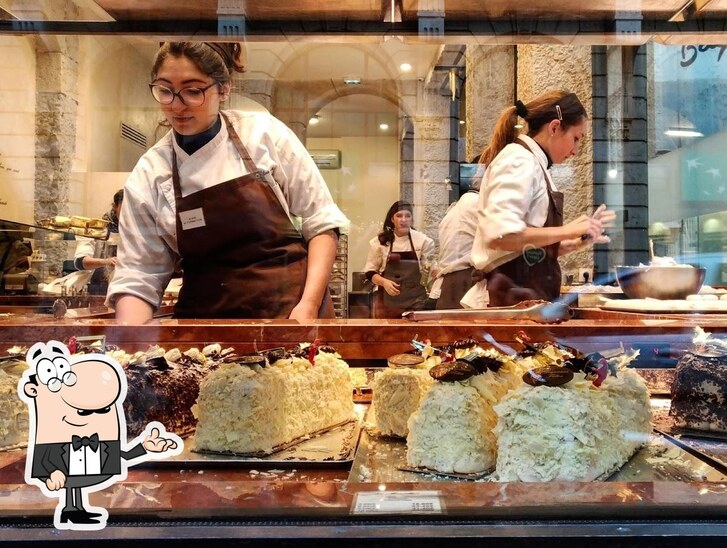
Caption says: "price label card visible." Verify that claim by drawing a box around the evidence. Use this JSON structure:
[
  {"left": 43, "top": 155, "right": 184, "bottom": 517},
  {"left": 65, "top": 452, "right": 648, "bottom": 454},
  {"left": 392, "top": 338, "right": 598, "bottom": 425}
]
[{"left": 351, "top": 490, "right": 443, "bottom": 515}]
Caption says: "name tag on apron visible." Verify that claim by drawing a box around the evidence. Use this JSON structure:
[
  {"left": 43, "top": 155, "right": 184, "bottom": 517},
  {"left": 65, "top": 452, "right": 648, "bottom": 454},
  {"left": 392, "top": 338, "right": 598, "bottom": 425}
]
[{"left": 179, "top": 207, "right": 206, "bottom": 230}]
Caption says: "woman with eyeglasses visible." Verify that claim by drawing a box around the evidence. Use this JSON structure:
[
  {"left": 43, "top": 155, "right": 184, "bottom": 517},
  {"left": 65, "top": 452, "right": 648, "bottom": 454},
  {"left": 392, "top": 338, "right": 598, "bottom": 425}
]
[
  {"left": 462, "top": 90, "right": 616, "bottom": 308},
  {"left": 107, "top": 42, "right": 348, "bottom": 322}
]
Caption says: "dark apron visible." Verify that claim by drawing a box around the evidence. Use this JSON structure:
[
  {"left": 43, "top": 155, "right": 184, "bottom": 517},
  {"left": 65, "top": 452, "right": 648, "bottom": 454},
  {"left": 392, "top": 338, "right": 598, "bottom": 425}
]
[
  {"left": 374, "top": 232, "right": 428, "bottom": 318},
  {"left": 486, "top": 139, "right": 564, "bottom": 307},
  {"left": 171, "top": 113, "right": 333, "bottom": 319},
  {"left": 435, "top": 266, "right": 475, "bottom": 310}
]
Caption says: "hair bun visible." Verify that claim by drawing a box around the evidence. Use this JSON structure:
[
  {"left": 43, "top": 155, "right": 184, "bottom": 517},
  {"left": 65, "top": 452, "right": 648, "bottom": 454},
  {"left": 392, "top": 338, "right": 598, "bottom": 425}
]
[{"left": 515, "top": 100, "right": 528, "bottom": 119}]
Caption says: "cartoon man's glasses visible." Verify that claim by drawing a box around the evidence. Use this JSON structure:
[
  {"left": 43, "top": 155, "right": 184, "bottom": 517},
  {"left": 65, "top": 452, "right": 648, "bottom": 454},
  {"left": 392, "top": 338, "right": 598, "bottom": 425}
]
[{"left": 36, "top": 357, "right": 76, "bottom": 393}]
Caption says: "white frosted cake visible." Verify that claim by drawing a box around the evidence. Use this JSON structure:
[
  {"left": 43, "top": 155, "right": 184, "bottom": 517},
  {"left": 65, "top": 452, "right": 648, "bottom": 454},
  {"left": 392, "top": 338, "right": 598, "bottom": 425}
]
[
  {"left": 371, "top": 367, "right": 434, "bottom": 438},
  {"left": 406, "top": 351, "right": 525, "bottom": 474},
  {"left": 494, "top": 366, "right": 651, "bottom": 482},
  {"left": 0, "top": 358, "right": 29, "bottom": 449},
  {"left": 193, "top": 348, "right": 354, "bottom": 455}
]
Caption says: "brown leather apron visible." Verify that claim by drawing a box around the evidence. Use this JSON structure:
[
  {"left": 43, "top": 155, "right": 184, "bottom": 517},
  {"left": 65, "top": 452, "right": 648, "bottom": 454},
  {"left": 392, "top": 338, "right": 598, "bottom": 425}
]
[
  {"left": 435, "top": 266, "right": 475, "bottom": 310},
  {"left": 486, "top": 139, "right": 564, "bottom": 307},
  {"left": 374, "top": 232, "right": 428, "bottom": 318},
  {"left": 171, "top": 113, "right": 331, "bottom": 319}
]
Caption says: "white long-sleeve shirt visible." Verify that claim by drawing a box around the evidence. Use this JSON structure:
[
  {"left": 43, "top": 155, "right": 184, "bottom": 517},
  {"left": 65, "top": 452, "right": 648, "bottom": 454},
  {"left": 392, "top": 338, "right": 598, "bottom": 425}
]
[
  {"left": 463, "top": 134, "right": 554, "bottom": 308},
  {"left": 363, "top": 229, "right": 436, "bottom": 280},
  {"left": 107, "top": 110, "right": 349, "bottom": 310},
  {"left": 429, "top": 190, "right": 480, "bottom": 299},
  {"left": 471, "top": 134, "right": 554, "bottom": 273}
]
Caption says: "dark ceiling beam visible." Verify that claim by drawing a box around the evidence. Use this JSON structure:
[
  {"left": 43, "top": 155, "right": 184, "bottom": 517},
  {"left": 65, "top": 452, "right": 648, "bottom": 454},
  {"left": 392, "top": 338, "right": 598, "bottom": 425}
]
[{"left": 1, "top": 17, "right": 727, "bottom": 40}]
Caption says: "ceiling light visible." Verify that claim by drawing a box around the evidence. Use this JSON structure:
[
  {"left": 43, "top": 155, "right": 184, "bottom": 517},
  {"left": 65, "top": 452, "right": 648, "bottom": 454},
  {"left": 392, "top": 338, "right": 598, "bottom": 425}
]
[
  {"left": 343, "top": 77, "right": 361, "bottom": 85},
  {"left": 399, "top": 63, "right": 412, "bottom": 72},
  {"left": 379, "top": 123, "right": 389, "bottom": 131},
  {"left": 608, "top": 168, "right": 618, "bottom": 179},
  {"left": 665, "top": 127, "right": 703, "bottom": 138},
  {"left": 459, "top": 120, "right": 465, "bottom": 125},
  {"left": 309, "top": 115, "right": 319, "bottom": 125}
]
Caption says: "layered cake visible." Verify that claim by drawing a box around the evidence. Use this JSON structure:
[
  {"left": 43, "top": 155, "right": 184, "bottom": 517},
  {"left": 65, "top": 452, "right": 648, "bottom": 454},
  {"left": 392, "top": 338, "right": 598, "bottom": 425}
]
[
  {"left": 122, "top": 344, "right": 224, "bottom": 437},
  {"left": 371, "top": 366, "right": 434, "bottom": 437},
  {"left": 69, "top": 339, "right": 225, "bottom": 438},
  {"left": 495, "top": 350, "right": 651, "bottom": 482},
  {"left": 406, "top": 349, "right": 525, "bottom": 473},
  {"left": 670, "top": 328, "right": 727, "bottom": 432},
  {"left": 0, "top": 355, "right": 29, "bottom": 449},
  {"left": 193, "top": 344, "right": 354, "bottom": 455}
]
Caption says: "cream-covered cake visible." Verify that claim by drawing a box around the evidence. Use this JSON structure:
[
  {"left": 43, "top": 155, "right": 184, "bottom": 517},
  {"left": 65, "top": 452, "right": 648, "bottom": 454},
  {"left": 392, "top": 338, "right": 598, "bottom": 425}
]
[
  {"left": 193, "top": 347, "right": 354, "bottom": 455},
  {"left": 371, "top": 367, "right": 434, "bottom": 437},
  {"left": 406, "top": 350, "right": 525, "bottom": 474},
  {"left": 494, "top": 365, "right": 651, "bottom": 482},
  {"left": 0, "top": 358, "right": 29, "bottom": 449}
]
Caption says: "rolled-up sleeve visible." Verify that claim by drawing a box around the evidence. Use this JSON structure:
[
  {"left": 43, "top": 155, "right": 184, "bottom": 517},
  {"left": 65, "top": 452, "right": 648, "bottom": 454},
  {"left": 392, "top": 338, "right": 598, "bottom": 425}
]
[
  {"left": 106, "top": 166, "right": 176, "bottom": 310},
  {"left": 363, "top": 238, "right": 384, "bottom": 277},
  {"left": 479, "top": 151, "right": 537, "bottom": 245},
  {"left": 267, "top": 120, "right": 349, "bottom": 241}
]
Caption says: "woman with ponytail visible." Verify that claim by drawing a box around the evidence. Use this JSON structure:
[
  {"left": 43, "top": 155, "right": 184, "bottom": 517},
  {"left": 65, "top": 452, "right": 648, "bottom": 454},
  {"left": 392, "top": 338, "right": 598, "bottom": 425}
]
[
  {"left": 464, "top": 90, "right": 615, "bottom": 308},
  {"left": 108, "top": 42, "right": 348, "bottom": 322}
]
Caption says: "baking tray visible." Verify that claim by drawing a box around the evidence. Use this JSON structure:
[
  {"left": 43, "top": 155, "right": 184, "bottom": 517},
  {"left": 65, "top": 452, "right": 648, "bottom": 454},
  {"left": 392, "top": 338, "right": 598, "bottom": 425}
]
[
  {"left": 348, "top": 426, "right": 727, "bottom": 483},
  {"left": 139, "top": 404, "right": 366, "bottom": 468}
]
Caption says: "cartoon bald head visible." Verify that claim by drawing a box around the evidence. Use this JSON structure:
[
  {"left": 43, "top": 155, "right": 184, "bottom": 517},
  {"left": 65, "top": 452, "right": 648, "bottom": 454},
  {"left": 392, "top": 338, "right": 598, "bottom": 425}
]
[{"left": 22, "top": 341, "right": 125, "bottom": 444}]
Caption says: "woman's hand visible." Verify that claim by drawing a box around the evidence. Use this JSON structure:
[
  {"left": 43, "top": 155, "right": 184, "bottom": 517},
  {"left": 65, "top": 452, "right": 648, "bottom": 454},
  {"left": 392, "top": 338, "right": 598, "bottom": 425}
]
[
  {"left": 289, "top": 300, "right": 320, "bottom": 321},
  {"left": 379, "top": 278, "right": 401, "bottom": 296}
]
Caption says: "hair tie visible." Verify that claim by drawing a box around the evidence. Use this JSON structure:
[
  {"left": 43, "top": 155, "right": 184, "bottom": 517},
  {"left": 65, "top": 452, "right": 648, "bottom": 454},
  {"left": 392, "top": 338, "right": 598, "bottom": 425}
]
[
  {"left": 514, "top": 100, "right": 528, "bottom": 119},
  {"left": 205, "top": 42, "right": 233, "bottom": 70}
]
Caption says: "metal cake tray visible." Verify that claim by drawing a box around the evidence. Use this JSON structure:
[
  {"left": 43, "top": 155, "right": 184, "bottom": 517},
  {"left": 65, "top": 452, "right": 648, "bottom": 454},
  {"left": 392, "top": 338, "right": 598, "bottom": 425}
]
[{"left": 140, "top": 404, "right": 366, "bottom": 468}]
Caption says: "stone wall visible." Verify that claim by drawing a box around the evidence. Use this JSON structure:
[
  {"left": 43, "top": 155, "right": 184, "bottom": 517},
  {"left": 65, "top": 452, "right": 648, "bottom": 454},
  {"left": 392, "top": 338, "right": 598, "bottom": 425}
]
[{"left": 518, "top": 45, "right": 595, "bottom": 281}]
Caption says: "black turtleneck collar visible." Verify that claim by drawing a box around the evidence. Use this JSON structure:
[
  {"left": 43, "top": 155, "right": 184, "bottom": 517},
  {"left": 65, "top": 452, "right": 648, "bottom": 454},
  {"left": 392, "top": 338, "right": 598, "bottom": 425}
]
[
  {"left": 175, "top": 115, "right": 222, "bottom": 156},
  {"left": 531, "top": 139, "right": 554, "bottom": 169}
]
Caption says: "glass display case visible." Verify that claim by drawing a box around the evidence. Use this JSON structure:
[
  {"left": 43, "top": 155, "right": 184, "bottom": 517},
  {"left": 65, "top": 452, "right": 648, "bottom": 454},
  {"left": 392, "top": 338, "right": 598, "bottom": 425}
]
[{"left": 2, "top": 1, "right": 727, "bottom": 545}]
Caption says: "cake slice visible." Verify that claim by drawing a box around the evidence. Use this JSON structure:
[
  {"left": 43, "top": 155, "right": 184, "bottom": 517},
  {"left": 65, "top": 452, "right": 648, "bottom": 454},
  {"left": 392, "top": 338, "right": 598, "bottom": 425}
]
[
  {"left": 494, "top": 366, "right": 651, "bottom": 482},
  {"left": 406, "top": 351, "right": 524, "bottom": 473},
  {"left": 193, "top": 347, "right": 354, "bottom": 455}
]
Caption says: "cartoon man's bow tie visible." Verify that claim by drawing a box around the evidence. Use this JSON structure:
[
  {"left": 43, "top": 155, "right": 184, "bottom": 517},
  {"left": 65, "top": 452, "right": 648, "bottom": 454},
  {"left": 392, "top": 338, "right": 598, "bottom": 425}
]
[{"left": 72, "top": 433, "right": 100, "bottom": 452}]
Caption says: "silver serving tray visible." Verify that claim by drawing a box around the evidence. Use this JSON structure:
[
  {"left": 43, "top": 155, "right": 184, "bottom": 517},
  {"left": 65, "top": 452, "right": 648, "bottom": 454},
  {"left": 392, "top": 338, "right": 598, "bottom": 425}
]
[
  {"left": 349, "top": 426, "right": 727, "bottom": 483},
  {"left": 402, "top": 301, "right": 572, "bottom": 323},
  {"left": 138, "top": 404, "right": 366, "bottom": 468}
]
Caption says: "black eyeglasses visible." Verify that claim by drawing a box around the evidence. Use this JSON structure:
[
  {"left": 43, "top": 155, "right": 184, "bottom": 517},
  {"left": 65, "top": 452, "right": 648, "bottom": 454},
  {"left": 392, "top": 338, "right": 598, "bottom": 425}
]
[{"left": 148, "top": 82, "right": 218, "bottom": 106}]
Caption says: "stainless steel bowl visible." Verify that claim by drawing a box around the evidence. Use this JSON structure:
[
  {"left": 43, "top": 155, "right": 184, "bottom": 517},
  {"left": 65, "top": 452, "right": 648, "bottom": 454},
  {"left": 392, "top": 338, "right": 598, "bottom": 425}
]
[{"left": 615, "top": 266, "right": 706, "bottom": 300}]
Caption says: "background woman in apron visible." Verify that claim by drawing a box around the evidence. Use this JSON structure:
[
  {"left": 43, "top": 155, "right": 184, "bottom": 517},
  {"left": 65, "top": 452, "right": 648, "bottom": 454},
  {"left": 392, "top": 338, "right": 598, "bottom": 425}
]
[
  {"left": 464, "top": 90, "right": 616, "bottom": 308},
  {"left": 73, "top": 189, "right": 123, "bottom": 296},
  {"left": 108, "top": 42, "right": 348, "bottom": 322},
  {"left": 364, "top": 201, "right": 435, "bottom": 319}
]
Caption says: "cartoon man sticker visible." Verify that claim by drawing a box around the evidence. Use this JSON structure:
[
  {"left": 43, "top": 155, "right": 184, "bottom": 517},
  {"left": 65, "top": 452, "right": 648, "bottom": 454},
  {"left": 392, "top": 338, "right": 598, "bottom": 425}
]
[{"left": 18, "top": 340, "right": 183, "bottom": 531}]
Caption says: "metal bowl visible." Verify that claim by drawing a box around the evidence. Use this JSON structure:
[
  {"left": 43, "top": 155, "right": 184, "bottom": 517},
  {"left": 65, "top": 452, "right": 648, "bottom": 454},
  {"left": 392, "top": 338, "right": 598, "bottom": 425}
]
[{"left": 615, "top": 266, "right": 706, "bottom": 300}]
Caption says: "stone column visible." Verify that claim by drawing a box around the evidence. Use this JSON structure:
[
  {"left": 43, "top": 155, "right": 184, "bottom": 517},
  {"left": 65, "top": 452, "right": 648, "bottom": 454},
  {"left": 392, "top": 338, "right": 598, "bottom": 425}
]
[
  {"left": 465, "top": 45, "right": 516, "bottom": 162},
  {"left": 517, "top": 45, "right": 595, "bottom": 282},
  {"left": 34, "top": 36, "right": 80, "bottom": 278}
]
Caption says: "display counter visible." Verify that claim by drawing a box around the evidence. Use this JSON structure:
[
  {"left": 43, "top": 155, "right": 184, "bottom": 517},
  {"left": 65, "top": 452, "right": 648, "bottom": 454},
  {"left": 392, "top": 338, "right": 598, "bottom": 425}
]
[{"left": 2, "top": 313, "right": 727, "bottom": 545}]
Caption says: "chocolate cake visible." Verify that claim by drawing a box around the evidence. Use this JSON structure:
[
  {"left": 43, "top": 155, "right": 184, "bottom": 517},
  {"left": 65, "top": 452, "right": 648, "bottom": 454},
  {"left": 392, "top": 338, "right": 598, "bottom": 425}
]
[{"left": 670, "top": 351, "right": 727, "bottom": 433}]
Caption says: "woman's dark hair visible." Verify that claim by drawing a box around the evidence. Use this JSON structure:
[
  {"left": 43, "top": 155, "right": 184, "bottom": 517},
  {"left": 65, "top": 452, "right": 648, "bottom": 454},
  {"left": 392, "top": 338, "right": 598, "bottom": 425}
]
[
  {"left": 479, "top": 90, "right": 587, "bottom": 165},
  {"left": 377, "top": 201, "right": 413, "bottom": 245},
  {"left": 112, "top": 189, "right": 124, "bottom": 207},
  {"left": 151, "top": 42, "right": 245, "bottom": 85}
]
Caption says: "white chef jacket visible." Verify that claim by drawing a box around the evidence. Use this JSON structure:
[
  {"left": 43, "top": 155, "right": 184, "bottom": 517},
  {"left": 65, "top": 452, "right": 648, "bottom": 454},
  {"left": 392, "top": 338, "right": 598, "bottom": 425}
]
[
  {"left": 107, "top": 110, "right": 350, "bottom": 310},
  {"left": 73, "top": 237, "right": 97, "bottom": 270},
  {"left": 429, "top": 190, "right": 480, "bottom": 299},
  {"left": 363, "top": 229, "right": 436, "bottom": 285},
  {"left": 462, "top": 134, "right": 555, "bottom": 309}
]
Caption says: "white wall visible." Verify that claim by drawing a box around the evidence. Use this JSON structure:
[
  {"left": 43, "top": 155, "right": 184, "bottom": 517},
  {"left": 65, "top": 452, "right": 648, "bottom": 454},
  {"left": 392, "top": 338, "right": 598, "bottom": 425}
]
[
  {"left": 0, "top": 36, "right": 37, "bottom": 224},
  {"left": 307, "top": 135, "right": 399, "bottom": 290}
]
